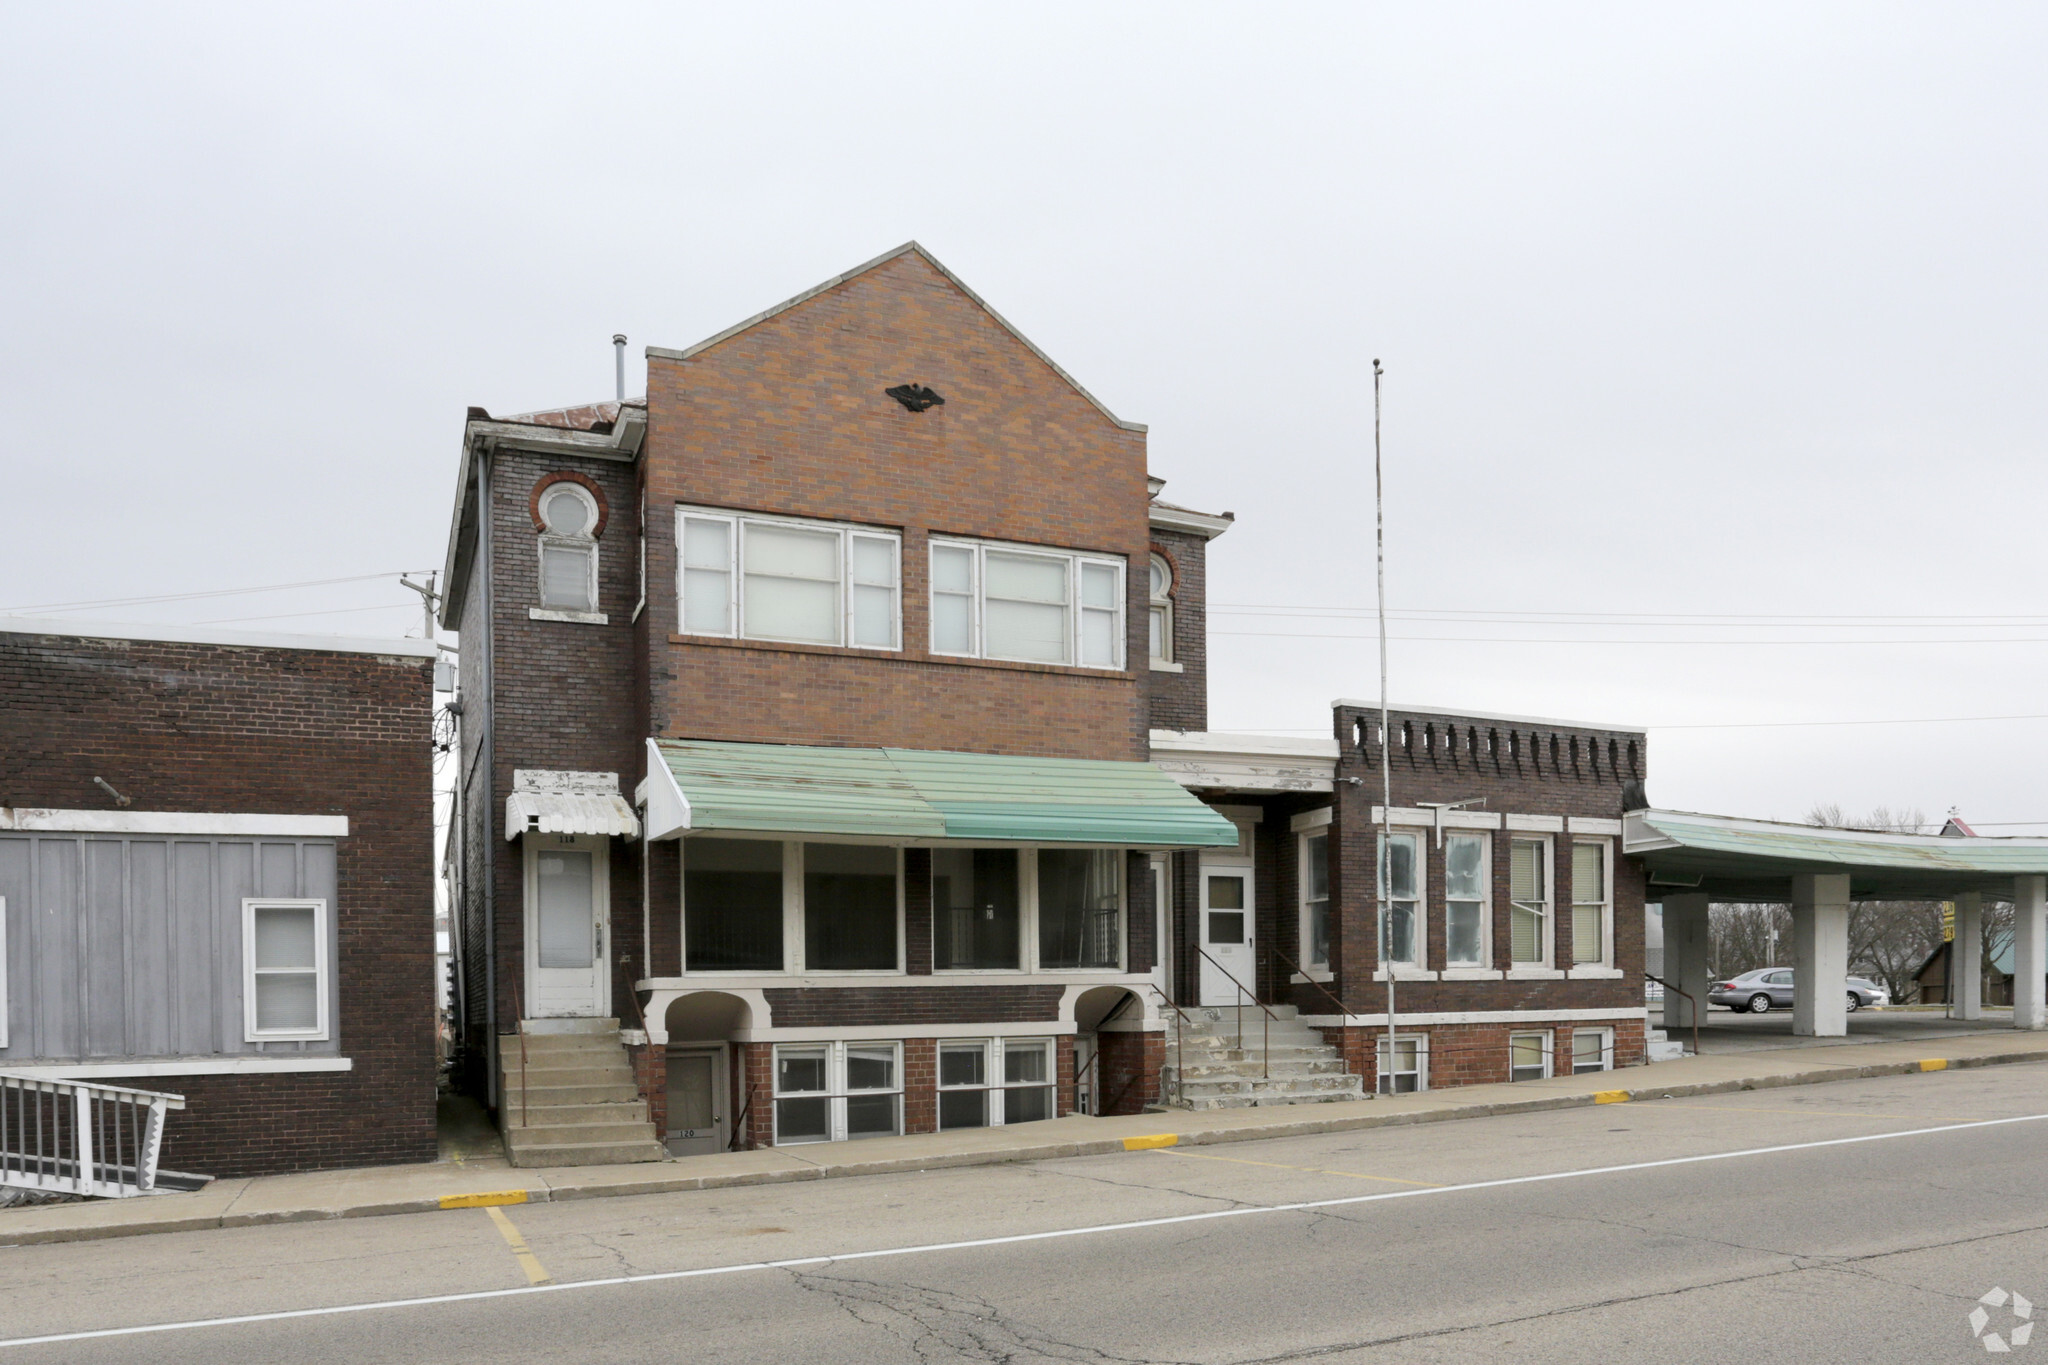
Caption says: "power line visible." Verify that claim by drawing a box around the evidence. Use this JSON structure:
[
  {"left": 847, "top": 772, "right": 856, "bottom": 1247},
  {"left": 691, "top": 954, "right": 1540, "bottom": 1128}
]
[
  {"left": 1211, "top": 631, "right": 2048, "bottom": 646},
  {"left": 0, "top": 571, "right": 435, "bottom": 616},
  {"left": 196, "top": 603, "right": 418, "bottom": 625},
  {"left": 1220, "top": 713, "right": 2048, "bottom": 732},
  {"left": 1212, "top": 603, "right": 2048, "bottom": 623}
]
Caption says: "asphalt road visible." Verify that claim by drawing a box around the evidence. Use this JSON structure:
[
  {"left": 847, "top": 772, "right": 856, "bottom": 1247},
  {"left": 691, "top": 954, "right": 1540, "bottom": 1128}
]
[{"left": 6, "top": 1064, "right": 2048, "bottom": 1363}]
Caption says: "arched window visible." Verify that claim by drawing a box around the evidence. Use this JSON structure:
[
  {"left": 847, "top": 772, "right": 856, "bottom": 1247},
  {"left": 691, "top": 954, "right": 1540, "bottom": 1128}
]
[
  {"left": 1148, "top": 553, "right": 1174, "bottom": 663},
  {"left": 537, "top": 480, "right": 600, "bottom": 614}
]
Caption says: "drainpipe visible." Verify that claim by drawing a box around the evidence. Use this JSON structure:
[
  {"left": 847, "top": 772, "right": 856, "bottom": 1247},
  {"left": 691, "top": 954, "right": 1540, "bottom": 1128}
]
[{"left": 478, "top": 441, "right": 500, "bottom": 1113}]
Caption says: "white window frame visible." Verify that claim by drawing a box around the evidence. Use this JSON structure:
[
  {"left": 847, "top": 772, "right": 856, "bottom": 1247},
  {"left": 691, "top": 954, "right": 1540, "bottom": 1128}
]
[
  {"left": 675, "top": 505, "right": 901, "bottom": 651},
  {"left": 1509, "top": 1030, "right": 1554, "bottom": 1082},
  {"left": 537, "top": 482, "right": 602, "bottom": 615},
  {"left": 937, "top": 1037, "right": 1057, "bottom": 1128},
  {"left": 0, "top": 895, "right": 8, "bottom": 1049},
  {"left": 770, "top": 1040, "right": 904, "bottom": 1145},
  {"left": 1508, "top": 836, "right": 1554, "bottom": 971},
  {"left": 241, "top": 898, "right": 331, "bottom": 1043},
  {"left": 930, "top": 847, "right": 1127, "bottom": 976},
  {"left": 1377, "top": 1033, "right": 1428, "bottom": 1094},
  {"left": 1569, "top": 839, "right": 1614, "bottom": 970},
  {"left": 1297, "top": 823, "right": 1332, "bottom": 976},
  {"left": 1571, "top": 1027, "right": 1615, "bottom": 1075},
  {"left": 1441, "top": 831, "right": 1493, "bottom": 972},
  {"left": 1376, "top": 829, "right": 1426, "bottom": 975},
  {"left": 1148, "top": 553, "right": 1174, "bottom": 664},
  {"left": 928, "top": 536, "right": 1126, "bottom": 670}
]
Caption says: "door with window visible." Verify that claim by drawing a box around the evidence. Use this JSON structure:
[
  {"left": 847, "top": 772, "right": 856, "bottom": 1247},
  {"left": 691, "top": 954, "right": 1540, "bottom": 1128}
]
[
  {"left": 1199, "top": 868, "right": 1255, "bottom": 1006},
  {"left": 665, "top": 1046, "right": 726, "bottom": 1156},
  {"left": 525, "top": 834, "right": 608, "bottom": 1018}
]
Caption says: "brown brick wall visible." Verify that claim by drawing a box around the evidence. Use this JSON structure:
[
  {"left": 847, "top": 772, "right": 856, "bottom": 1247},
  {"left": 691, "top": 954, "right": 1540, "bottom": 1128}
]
[
  {"left": 761, "top": 985, "right": 1065, "bottom": 1027},
  {"left": 1144, "top": 528, "right": 1209, "bottom": 733},
  {"left": 640, "top": 250, "right": 1152, "bottom": 762},
  {"left": 1095, "top": 1029, "right": 1162, "bottom": 1114},
  {"left": 903, "top": 1037, "right": 937, "bottom": 1134},
  {"left": 1316, "top": 1019, "right": 1647, "bottom": 1091},
  {"left": 0, "top": 631, "right": 436, "bottom": 1177}
]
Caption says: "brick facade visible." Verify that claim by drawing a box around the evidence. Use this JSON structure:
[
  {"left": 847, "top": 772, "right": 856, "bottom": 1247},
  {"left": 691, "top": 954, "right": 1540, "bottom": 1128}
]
[{"left": 0, "top": 629, "right": 436, "bottom": 1178}]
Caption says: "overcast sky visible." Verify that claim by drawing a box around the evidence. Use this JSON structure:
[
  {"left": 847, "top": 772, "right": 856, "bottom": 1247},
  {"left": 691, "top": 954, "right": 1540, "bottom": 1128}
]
[{"left": 4, "top": 4, "right": 2044, "bottom": 828}]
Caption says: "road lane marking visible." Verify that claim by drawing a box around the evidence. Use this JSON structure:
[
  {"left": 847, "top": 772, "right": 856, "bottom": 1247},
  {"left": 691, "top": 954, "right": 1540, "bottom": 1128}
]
[
  {"left": 1122, "top": 1134, "right": 1178, "bottom": 1150},
  {"left": 8, "top": 1109, "right": 2048, "bottom": 1351},
  {"left": 439, "top": 1190, "right": 528, "bottom": 1210},
  {"left": 1653, "top": 1102, "right": 1959, "bottom": 1122},
  {"left": 483, "top": 1206, "right": 552, "bottom": 1286},
  {"left": 1155, "top": 1149, "right": 1442, "bottom": 1187}
]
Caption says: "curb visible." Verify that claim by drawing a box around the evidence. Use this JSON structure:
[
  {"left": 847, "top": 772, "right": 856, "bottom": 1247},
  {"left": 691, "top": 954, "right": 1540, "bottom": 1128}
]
[{"left": 6, "top": 1048, "right": 2044, "bottom": 1246}]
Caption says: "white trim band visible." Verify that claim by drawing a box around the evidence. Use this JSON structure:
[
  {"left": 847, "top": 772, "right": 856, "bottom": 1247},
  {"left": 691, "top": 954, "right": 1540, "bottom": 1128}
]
[
  {"left": 0, "top": 809, "right": 348, "bottom": 837},
  {"left": 722, "top": 1023, "right": 1080, "bottom": 1043},
  {"left": 0, "top": 1056, "right": 353, "bottom": 1080},
  {"left": 1297, "top": 1007, "right": 1650, "bottom": 1027}
]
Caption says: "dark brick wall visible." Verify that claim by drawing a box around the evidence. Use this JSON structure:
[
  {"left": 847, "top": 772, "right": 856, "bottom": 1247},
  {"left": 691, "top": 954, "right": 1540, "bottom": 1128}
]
[
  {"left": 1315, "top": 1019, "right": 1647, "bottom": 1091},
  {"left": 1144, "top": 527, "right": 1209, "bottom": 733},
  {"left": 761, "top": 985, "right": 1065, "bottom": 1027},
  {"left": 640, "top": 250, "right": 1152, "bottom": 762},
  {"left": 0, "top": 631, "right": 436, "bottom": 1177},
  {"left": 1327, "top": 705, "right": 1649, "bottom": 1017},
  {"left": 1095, "top": 1029, "right": 1162, "bottom": 1114}
]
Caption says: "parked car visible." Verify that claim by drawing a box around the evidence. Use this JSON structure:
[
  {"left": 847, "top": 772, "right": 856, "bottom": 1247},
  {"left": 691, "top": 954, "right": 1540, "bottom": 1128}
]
[{"left": 1708, "top": 969, "right": 1890, "bottom": 1013}]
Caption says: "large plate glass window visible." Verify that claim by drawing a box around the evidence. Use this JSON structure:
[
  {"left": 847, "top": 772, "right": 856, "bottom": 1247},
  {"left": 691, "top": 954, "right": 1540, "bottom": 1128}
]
[
  {"left": 1444, "top": 833, "right": 1489, "bottom": 967},
  {"left": 684, "top": 838, "right": 784, "bottom": 971},
  {"left": 803, "top": 844, "right": 898, "bottom": 971},
  {"left": 1037, "top": 849, "right": 1122, "bottom": 970},
  {"left": 1509, "top": 838, "right": 1551, "bottom": 966},
  {"left": 932, "top": 849, "right": 1021, "bottom": 970},
  {"left": 1571, "top": 841, "right": 1608, "bottom": 966},
  {"left": 929, "top": 538, "right": 1125, "bottom": 670},
  {"left": 243, "top": 899, "right": 329, "bottom": 1041},
  {"left": 1378, "top": 832, "right": 1421, "bottom": 968},
  {"left": 677, "top": 507, "right": 900, "bottom": 649}
]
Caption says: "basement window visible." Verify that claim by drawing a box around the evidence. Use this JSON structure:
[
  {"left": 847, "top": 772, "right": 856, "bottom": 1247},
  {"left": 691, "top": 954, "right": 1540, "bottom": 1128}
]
[
  {"left": 1572, "top": 1028, "right": 1614, "bottom": 1074},
  {"left": 939, "top": 1038, "right": 1056, "bottom": 1129},
  {"left": 773, "top": 1041, "right": 903, "bottom": 1145},
  {"left": 1377, "top": 1034, "right": 1426, "bottom": 1094},
  {"left": 1509, "top": 1031, "right": 1552, "bottom": 1082}
]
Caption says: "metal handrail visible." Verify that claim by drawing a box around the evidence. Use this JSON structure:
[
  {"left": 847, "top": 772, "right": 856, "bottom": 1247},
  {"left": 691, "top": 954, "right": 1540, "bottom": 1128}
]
[
  {"left": 1145, "top": 986, "right": 1197, "bottom": 1108},
  {"left": 1266, "top": 944, "right": 1375, "bottom": 1097},
  {"left": 1192, "top": 946, "right": 1279, "bottom": 1080},
  {"left": 1644, "top": 972, "right": 1700, "bottom": 1058},
  {"left": 729, "top": 1081, "right": 756, "bottom": 1151},
  {"left": 0, "top": 1071, "right": 185, "bottom": 1198}
]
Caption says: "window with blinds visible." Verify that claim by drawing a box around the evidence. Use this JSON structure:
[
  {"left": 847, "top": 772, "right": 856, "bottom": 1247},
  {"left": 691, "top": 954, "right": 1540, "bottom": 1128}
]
[
  {"left": 1571, "top": 842, "right": 1609, "bottom": 966},
  {"left": 1509, "top": 837, "right": 1550, "bottom": 966}
]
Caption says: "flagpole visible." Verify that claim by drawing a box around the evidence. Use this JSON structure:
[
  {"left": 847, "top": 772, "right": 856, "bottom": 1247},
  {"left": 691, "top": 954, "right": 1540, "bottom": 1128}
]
[{"left": 1374, "top": 358, "right": 1396, "bottom": 1092}]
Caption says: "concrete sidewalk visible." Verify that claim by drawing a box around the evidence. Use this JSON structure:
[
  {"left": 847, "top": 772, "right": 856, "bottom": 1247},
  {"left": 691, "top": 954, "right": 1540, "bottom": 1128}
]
[{"left": 7, "top": 1028, "right": 2045, "bottom": 1247}]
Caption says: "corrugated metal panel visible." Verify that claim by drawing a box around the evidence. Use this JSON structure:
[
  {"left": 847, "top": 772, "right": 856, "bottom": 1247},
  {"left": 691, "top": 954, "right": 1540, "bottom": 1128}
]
[
  {"left": 652, "top": 741, "right": 1239, "bottom": 847},
  {"left": 1629, "top": 810, "right": 2048, "bottom": 900},
  {"left": 503, "top": 792, "right": 640, "bottom": 840},
  {"left": 1640, "top": 814, "right": 2048, "bottom": 873}
]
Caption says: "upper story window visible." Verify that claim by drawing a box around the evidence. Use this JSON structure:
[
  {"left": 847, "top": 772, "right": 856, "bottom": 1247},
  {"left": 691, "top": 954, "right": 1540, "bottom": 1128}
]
[
  {"left": 538, "top": 481, "right": 601, "bottom": 613},
  {"left": 1379, "top": 831, "right": 1422, "bottom": 969},
  {"left": 1571, "top": 840, "right": 1611, "bottom": 967},
  {"left": 1509, "top": 836, "right": 1553, "bottom": 967},
  {"left": 678, "top": 507, "right": 900, "bottom": 650},
  {"left": 1444, "top": 832, "right": 1490, "bottom": 967},
  {"left": 930, "top": 538, "right": 1124, "bottom": 669},
  {"left": 1148, "top": 554, "right": 1174, "bottom": 663}
]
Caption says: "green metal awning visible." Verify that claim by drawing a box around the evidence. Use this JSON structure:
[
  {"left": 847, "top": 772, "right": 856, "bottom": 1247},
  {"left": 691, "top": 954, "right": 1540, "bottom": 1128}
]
[
  {"left": 643, "top": 738, "right": 1241, "bottom": 848},
  {"left": 1626, "top": 809, "right": 2048, "bottom": 901}
]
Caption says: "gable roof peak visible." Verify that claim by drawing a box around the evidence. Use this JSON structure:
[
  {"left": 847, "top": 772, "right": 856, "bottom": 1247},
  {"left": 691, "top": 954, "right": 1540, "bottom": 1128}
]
[{"left": 645, "top": 241, "right": 1145, "bottom": 433}]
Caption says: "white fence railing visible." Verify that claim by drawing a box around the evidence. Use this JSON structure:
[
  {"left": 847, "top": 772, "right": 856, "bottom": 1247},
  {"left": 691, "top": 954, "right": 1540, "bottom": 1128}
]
[{"left": 0, "top": 1072, "right": 186, "bottom": 1199}]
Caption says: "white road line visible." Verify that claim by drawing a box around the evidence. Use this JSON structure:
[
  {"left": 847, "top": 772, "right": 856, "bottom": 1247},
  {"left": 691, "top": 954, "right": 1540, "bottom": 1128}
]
[{"left": 5, "top": 1110, "right": 2045, "bottom": 1351}]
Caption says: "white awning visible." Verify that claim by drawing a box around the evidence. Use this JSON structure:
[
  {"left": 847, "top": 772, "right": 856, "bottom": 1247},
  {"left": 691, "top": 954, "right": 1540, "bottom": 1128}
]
[{"left": 505, "top": 769, "right": 639, "bottom": 841}]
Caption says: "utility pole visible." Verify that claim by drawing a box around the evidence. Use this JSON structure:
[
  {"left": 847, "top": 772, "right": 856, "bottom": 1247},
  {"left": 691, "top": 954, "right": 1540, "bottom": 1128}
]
[
  {"left": 399, "top": 571, "right": 440, "bottom": 642},
  {"left": 1374, "top": 358, "right": 1395, "bottom": 1093}
]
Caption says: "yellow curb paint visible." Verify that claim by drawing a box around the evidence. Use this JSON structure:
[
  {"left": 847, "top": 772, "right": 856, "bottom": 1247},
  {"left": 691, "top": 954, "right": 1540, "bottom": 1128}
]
[
  {"left": 1593, "top": 1090, "right": 1630, "bottom": 1105},
  {"left": 439, "top": 1190, "right": 528, "bottom": 1210},
  {"left": 1123, "top": 1134, "right": 1179, "bottom": 1151},
  {"left": 483, "top": 1205, "right": 552, "bottom": 1286},
  {"left": 1920, "top": 1059, "right": 1949, "bottom": 1072}
]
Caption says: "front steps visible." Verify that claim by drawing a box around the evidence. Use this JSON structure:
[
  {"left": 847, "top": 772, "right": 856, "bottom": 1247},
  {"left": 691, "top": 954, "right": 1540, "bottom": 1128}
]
[
  {"left": 1161, "top": 1004, "right": 1368, "bottom": 1110},
  {"left": 498, "top": 1020, "right": 665, "bottom": 1167},
  {"left": 1646, "top": 1027, "right": 1688, "bottom": 1062}
]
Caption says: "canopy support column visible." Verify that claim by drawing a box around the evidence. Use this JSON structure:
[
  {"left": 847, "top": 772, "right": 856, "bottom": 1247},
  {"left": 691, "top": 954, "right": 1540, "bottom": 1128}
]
[
  {"left": 1953, "top": 892, "right": 1983, "bottom": 1021},
  {"left": 1659, "top": 894, "right": 1710, "bottom": 1031},
  {"left": 1791, "top": 873, "right": 1850, "bottom": 1038},
  {"left": 2015, "top": 876, "right": 2046, "bottom": 1031}
]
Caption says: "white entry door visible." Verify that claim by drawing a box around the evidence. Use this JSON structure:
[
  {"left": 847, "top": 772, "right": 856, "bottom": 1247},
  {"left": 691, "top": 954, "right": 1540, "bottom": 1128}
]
[
  {"left": 665, "top": 1047, "right": 726, "bottom": 1155},
  {"left": 1199, "top": 868, "right": 1255, "bottom": 1006},
  {"left": 525, "top": 833, "right": 608, "bottom": 1018}
]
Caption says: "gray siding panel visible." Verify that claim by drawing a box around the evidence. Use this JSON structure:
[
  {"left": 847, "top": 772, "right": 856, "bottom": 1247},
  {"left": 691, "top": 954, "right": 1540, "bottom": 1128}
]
[{"left": 0, "top": 834, "right": 341, "bottom": 1063}]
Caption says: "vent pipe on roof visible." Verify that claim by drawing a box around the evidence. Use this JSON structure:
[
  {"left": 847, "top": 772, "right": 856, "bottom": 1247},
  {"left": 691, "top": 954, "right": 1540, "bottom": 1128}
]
[{"left": 612, "top": 334, "right": 627, "bottom": 403}]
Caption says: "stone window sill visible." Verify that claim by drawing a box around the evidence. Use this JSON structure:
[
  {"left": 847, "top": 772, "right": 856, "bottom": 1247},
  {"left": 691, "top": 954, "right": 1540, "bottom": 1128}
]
[
  {"left": 531, "top": 607, "right": 609, "bottom": 625},
  {"left": 1567, "top": 966, "right": 1624, "bottom": 979},
  {"left": 1149, "top": 658, "right": 1184, "bottom": 673}
]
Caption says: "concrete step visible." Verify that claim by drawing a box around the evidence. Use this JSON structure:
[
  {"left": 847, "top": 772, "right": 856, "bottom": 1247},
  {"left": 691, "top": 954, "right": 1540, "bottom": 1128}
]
[
  {"left": 1178, "top": 1004, "right": 1301, "bottom": 1023},
  {"left": 1166, "top": 1041, "right": 1336, "bottom": 1061},
  {"left": 1168, "top": 1057, "right": 1351, "bottom": 1079},
  {"left": 514, "top": 1101, "right": 655, "bottom": 1125},
  {"left": 504, "top": 1118, "right": 659, "bottom": 1146},
  {"left": 1179, "top": 1089, "right": 1366, "bottom": 1111},
  {"left": 1647, "top": 1040, "right": 1687, "bottom": 1062},
  {"left": 500, "top": 1060, "right": 636, "bottom": 1084},
  {"left": 502, "top": 1081, "right": 644, "bottom": 1106},
  {"left": 508, "top": 1036, "right": 629, "bottom": 1058},
  {"left": 505, "top": 1138, "right": 666, "bottom": 1168},
  {"left": 1170, "top": 1074, "right": 1367, "bottom": 1099},
  {"left": 517, "top": 1018, "right": 620, "bottom": 1035}
]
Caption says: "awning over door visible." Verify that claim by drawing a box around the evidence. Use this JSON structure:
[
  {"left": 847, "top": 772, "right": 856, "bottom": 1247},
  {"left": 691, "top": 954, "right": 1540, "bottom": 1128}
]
[
  {"left": 505, "top": 769, "right": 640, "bottom": 841},
  {"left": 643, "top": 738, "right": 1241, "bottom": 848}
]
